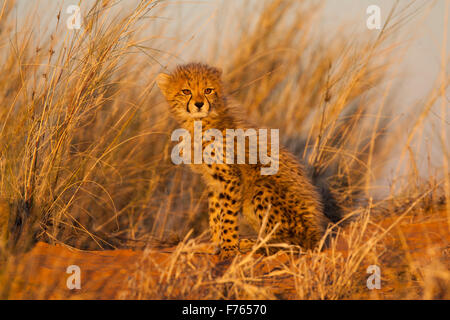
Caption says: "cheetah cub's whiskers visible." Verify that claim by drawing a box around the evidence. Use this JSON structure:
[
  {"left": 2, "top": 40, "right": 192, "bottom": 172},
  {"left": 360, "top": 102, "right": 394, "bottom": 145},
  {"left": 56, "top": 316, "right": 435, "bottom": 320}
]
[{"left": 157, "top": 63, "right": 332, "bottom": 259}]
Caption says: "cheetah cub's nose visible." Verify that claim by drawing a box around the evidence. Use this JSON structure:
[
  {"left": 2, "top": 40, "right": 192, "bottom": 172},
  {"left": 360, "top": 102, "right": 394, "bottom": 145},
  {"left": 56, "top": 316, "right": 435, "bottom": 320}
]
[{"left": 195, "top": 101, "right": 204, "bottom": 109}]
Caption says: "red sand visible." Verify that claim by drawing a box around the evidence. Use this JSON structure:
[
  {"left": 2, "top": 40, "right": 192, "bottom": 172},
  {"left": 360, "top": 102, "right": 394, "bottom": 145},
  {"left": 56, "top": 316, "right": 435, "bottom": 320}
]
[{"left": 4, "top": 210, "right": 449, "bottom": 299}]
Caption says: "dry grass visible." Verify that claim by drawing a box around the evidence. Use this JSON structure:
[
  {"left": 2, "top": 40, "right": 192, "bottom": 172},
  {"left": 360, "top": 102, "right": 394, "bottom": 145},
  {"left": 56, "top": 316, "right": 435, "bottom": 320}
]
[
  {"left": 0, "top": 0, "right": 448, "bottom": 299},
  {"left": 121, "top": 206, "right": 449, "bottom": 300}
]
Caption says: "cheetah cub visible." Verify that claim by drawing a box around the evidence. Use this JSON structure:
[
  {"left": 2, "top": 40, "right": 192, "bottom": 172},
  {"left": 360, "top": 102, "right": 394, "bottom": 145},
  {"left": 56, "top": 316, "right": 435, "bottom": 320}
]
[{"left": 157, "top": 63, "right": 331, "bottom": 259}]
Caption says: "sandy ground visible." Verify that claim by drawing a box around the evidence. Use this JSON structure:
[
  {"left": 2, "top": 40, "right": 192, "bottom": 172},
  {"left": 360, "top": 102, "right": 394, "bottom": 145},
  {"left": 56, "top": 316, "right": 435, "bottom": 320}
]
[{"left": 3, "top": 210, "right": 449, "bottom": 300}]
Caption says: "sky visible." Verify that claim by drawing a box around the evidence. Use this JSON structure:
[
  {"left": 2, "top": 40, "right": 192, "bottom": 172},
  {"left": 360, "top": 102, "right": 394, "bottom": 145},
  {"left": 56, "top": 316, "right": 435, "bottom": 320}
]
[{"left": 323, "top": 0, "right": 448, "bottom": 112}]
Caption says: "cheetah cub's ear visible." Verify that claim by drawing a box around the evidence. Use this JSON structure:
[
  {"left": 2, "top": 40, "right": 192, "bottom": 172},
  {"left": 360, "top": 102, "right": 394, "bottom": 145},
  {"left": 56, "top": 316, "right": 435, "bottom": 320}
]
[
  {"left": 211, "top": 67, "right": 222, "bottom": 78},
  {"left": 156, "top": 73, "right": 171, "bottom": 95}
]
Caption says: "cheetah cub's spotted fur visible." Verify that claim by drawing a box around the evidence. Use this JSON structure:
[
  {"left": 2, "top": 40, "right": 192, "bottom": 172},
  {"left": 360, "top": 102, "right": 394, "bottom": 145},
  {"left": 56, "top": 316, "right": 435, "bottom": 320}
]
[{"left": 157, "top": 63, "right": 331, "bottom": 259}]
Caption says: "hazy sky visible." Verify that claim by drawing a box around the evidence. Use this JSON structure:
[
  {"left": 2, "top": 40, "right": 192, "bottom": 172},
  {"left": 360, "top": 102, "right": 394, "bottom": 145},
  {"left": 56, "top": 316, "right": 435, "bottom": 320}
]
[{"left": 324, "top": 0, "right": 448, "bottom": 110}]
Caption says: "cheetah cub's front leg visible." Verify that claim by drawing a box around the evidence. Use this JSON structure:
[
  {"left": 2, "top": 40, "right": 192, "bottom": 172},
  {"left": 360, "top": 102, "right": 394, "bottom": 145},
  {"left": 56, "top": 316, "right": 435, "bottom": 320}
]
[{"left": 206, "top": 166, "right": 242, "bottom": 259}]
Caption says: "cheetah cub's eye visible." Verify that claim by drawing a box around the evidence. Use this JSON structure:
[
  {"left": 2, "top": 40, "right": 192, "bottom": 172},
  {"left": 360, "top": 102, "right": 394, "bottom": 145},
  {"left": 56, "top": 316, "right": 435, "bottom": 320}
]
[
  {"left": 204, "top": 88, "right": 213, "bottom": 94},
  {"left": 181, "top": 89, "right": 191, "bottom": 95}
]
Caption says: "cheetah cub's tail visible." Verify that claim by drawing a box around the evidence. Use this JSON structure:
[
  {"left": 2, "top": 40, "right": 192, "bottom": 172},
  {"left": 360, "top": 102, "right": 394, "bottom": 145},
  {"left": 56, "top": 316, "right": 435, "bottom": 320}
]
[{"left": 313, "top": 174, "right": 350, "bottom": 227}]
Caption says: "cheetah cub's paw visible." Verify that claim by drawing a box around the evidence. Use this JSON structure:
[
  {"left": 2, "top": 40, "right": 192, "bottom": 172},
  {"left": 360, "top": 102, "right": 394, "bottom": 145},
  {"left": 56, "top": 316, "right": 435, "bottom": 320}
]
[
  {"left": 218, "top": 245, "right": 239, "bottom": 260},
  {"left": 238, "top": 239, "right": 255, "bottom": 253},
  {"left": 216, "top": 239, "right": 256, "bottom": 259}
]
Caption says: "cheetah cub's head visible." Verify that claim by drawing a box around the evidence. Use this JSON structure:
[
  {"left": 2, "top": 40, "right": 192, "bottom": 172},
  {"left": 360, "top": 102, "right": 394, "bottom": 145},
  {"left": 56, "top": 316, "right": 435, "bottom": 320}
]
[{"left": 156, "top": 63, "right": 223, "bottom": 120}]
